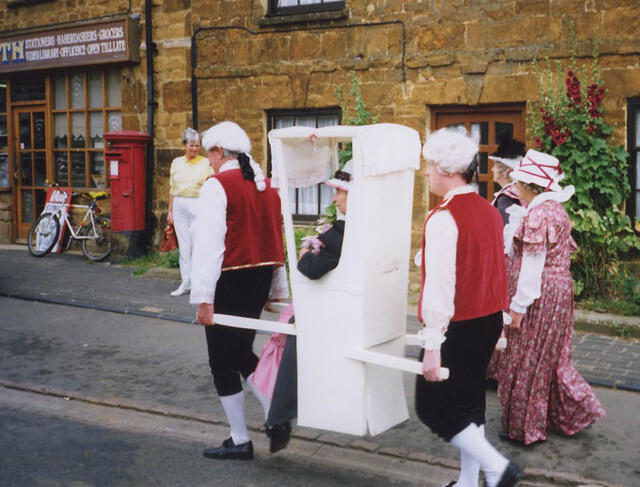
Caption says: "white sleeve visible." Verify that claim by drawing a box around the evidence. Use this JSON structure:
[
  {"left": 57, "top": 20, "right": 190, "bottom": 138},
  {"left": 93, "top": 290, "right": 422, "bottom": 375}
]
[
  {"left": 420, "top": 209, "right": 457, "bottom": 349},
  {"left": 268, "top": 265, "right": 290, "bottom": 300},
  {"left": 510, "top": 250, "right": 547, "bottom": 313},
  {"left": 189, "top": 179, "right": 227, "bottom": 305}
]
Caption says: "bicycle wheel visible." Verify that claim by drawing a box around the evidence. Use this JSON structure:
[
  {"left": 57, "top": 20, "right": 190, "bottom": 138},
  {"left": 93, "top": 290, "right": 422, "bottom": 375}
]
[
  {"left": 27, "top": 213, "right": 60, "bottom": 257},
  {"left": 82, "top": 216, "right": 112, "bottom": 261}
]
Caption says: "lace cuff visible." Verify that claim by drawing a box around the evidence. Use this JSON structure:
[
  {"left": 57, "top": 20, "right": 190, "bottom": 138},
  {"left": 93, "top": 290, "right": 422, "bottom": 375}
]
[{"left": 417, "top": 327, "right": 446, "bottom": 350}]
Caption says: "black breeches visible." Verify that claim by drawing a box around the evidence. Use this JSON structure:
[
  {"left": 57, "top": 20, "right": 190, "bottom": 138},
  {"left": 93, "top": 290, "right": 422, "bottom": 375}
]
[
  {"left": 204, "top": 266, "right": 273, "bottom": 396},
  {"left": 415, "top": 311, "right": 502, "bottom": 442}
]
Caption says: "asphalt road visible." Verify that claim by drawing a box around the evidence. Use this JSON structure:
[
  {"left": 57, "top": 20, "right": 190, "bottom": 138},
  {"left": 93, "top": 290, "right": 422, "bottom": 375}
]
[
  {"left": 1, "top": 296, "right": 638, "bottom": 486},
  {"left": 0, "top": 404, "right": 421, "bottom": 487}
]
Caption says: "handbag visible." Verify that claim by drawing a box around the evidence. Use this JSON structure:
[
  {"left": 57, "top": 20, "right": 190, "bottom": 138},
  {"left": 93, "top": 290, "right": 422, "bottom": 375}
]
[{"left": 160, "top": 224, "right": 178, "bottom": 252}]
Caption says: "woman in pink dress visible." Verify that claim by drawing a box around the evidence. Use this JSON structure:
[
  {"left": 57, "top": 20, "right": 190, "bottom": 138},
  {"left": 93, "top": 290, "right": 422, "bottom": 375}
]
[{"left": 498, "top": 149, "right": 606, "bottom": 445}]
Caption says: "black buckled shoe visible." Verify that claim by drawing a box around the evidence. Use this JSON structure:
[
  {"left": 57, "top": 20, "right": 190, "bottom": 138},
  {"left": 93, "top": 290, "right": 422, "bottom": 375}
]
[
  {"left": 265, "top": 421, "right": 291, "bottom": 454},
  {"left": 495, "top": 462, "right": 522, "bottom": 487},
  {"left": 203, "top": 437, "right": 254, "bottom": 460}
]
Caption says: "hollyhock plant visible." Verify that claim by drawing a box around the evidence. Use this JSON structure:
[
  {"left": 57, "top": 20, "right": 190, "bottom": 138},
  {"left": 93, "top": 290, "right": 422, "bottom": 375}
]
[{"left": 527, "top": 28, "right": 639, "bottom": 299}]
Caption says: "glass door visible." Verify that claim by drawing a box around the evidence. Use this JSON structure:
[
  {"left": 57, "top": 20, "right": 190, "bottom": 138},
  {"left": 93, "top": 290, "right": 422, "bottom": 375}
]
[{"left": 14, "top": 106, "right": 48, "bottom": 239}]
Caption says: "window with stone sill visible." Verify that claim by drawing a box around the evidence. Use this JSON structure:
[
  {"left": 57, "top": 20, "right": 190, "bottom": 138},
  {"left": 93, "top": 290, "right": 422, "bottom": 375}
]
[
  {"left": 268, "top": 0, "right": 345, "bottom": 16},
  {"left": 267, "top": 108, "right": 341, "bottom": 222},
  {"left": 627, "top": 98, "right": 640, "bottom": 220},
  {"left": 0, "top": 80, "right": 8, "bottom": 189}
]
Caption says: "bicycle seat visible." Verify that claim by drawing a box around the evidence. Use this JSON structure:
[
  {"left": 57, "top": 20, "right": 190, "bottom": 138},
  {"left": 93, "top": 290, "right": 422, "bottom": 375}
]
[{"left": 88, "top": 191, "right": 109, "bottom": 200}]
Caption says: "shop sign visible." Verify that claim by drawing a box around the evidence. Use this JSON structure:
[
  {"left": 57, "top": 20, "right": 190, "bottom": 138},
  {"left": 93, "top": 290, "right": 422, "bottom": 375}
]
[{"left": 0, "top": 17, "right": 139, "bottom": 73}]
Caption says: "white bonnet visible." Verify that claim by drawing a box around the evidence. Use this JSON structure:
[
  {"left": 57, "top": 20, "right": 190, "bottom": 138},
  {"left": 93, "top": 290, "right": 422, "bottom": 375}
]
[
  {"left": 325, "top": 159, "right": 354, "bottom": 192},
  {"left": 510, "top": 149, "right": 564, "bottom": 192},
  {"left": 422, "top": 127, "right": 478, "bottom": 175},
  {"left": 201, "top": 121, "right": 252, "bottom": 154}
]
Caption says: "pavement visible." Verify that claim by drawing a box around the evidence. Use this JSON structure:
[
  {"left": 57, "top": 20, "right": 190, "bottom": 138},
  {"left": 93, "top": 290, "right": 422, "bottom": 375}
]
[{"left": 1, "top": 244, "right": 639, "bottom": 486}]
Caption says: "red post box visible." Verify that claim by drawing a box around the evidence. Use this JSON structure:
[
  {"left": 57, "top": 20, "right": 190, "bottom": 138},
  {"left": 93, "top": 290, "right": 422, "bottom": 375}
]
[{"left": 105, "top": 131, "right": 150, "bottom": 232}]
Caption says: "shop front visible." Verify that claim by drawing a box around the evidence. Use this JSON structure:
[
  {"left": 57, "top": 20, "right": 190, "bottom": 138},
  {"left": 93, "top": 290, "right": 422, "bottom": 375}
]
[{"left": 0, "top": 15, "right": 139, "bottom": 242}]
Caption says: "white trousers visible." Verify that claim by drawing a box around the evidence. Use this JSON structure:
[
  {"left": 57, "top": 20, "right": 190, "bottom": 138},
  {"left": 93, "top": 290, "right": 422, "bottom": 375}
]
[{"left": 172, "top": 196, "right": 200, "bottom": 286}]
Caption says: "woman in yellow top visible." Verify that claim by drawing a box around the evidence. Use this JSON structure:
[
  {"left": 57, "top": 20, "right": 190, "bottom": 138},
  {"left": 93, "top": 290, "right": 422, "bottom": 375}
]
[{"left": 167, "top": 128, "right": 213, "bottom": 296}]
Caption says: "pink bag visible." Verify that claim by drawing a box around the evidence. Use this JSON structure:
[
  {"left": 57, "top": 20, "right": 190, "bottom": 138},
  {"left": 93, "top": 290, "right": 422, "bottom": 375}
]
[{"left": 250, "top": 304, "right": 294, "bottom": 399}]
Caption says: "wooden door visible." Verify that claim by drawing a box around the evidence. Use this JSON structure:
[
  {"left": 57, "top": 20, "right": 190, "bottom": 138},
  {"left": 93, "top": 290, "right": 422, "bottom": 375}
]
[
  {"left": 430, "top": 105, "right": 525, "bottom": 210},
  {"left": 13, "top": 106, "right": 48, "bottom": 239}
]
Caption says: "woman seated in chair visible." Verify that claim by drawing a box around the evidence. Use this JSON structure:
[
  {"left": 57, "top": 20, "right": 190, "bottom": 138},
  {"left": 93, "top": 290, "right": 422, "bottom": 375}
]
[{"left": 265, "top": 160, "right": 353, "bottom": 454}]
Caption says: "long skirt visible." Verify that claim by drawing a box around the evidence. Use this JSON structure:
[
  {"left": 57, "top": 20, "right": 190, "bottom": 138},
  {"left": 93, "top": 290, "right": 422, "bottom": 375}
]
[
  {"left": 415, "top": 312, "right": 502, "bottom": 442},
  {"left": 486, "top": 254, "right": 519, "bottom": 382},
  {"left": 498, "top": 269, "right": 605, "bottom": 444},
  {"left": 267, "top": 335, "right": 298, "bottom": 426}
]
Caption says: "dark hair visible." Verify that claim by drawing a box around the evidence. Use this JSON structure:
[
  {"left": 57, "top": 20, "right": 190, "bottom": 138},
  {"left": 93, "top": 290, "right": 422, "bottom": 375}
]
[
  {"left": 462, "top": 153, "right": 479, "bottom": 184},
  {"left": 333, "top": 169, "right": 352, "bottom": 182},
  {"left": 237, "top": 152, "right": 255, "bottom": 181},
  {"left": 521, "top": 181, "right": 546, "bottom": 195}
]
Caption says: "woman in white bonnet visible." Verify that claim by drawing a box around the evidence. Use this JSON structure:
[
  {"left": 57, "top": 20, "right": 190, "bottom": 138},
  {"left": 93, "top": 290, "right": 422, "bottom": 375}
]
[
  {"left": 498, "top": 149, "right": 606, "bottom": 445},
  {"left": 416, "top": 127, "right": 521, "bottom": 487}
]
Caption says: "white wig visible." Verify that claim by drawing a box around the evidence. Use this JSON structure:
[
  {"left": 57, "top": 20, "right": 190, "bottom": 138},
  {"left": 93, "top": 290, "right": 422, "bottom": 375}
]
[
  {"left": 201, "top": 121, "right": 252, "bottom": 154},
  {"left": 422, "top": 127, "right": 478, "bottom": 175}
]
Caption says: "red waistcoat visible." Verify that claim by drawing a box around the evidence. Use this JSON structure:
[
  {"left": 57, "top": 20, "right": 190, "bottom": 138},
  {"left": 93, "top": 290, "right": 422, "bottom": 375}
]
[
  {"left": 215, "top": 169, "right": 285, "bottom": 271},
  {"left": 418, "top": 192, "right": 508, "bottom": 323}
]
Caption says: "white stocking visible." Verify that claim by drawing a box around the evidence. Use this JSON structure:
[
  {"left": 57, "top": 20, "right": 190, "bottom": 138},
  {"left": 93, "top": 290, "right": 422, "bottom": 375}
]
[
  {"left": 220, "top": 391, "right": 250, "bottom": 445},
  {"left": 450, "top": 423, "right": 508, "bottom": 487}
]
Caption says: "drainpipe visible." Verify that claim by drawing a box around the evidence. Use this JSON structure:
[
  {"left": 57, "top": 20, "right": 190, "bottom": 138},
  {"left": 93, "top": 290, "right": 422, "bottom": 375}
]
[{"left": 145, "top": 0, "right": 156, "bottom": 251}]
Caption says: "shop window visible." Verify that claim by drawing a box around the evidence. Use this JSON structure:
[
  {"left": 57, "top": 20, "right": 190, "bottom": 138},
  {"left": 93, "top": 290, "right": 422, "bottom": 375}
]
[
  {"left": 268, "top": 0, "right": 345, "bottom": 15},
  {"left": 429, "top": 105, "right": 525, "bottom": 209},
  {"left": 52, "top": 69, "right": 121, "bottom": 189},
  {"left": 628, "top": 98, "right": 640, "bottom": 220},
  {"left": 268, "top": 108, "right": 340, "bottom": 221},
  {"left": 0, "top": 80, "right": 8, "bottom": 188},
  {"left": 11, "top": 73, "right": 46, "bottom": 102}
]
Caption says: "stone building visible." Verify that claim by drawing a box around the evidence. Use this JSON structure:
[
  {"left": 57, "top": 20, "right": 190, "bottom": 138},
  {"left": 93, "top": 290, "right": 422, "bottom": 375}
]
[{"left": 1, "top": 0, "right": 639, "bottom": 280}]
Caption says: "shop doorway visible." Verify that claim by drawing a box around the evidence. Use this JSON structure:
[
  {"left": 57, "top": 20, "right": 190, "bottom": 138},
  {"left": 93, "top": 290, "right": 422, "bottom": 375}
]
[{"left": 13, "top": 106, "right": 48, "bottom": 240}]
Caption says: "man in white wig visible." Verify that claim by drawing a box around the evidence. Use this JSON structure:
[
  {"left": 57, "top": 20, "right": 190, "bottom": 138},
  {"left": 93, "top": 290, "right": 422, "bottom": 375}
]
[
  {"left": 415, "top": 127, "right": 521, "bottom": 487},
  {"left": 190, "top": 121, "right": 288, "bottom": 460}
]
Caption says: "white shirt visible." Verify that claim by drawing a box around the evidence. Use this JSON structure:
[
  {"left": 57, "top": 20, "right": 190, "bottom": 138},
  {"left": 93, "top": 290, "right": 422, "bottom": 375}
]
[
  {"left": 419, "top": 185, "right": 475, "bottom": 348},
  {"left": 190, "top": 159, "right": 288, "bottom": 305}
]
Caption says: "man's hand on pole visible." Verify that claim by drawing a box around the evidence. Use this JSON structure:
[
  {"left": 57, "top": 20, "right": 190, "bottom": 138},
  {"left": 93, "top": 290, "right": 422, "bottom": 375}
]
[
  {"left": 422, "top": 349, "right": 445, "bottom": 382},
  {"left": 197, "top": 303, "right": 215, "bottom": 326}
]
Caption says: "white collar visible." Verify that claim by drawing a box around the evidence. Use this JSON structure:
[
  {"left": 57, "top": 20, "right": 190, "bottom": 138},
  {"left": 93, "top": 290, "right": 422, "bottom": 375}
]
[
  {"left": 219, "top": 159, "right": 239, "bottom": 173},
  {"left": 443, "top": 184, "right": 475, "bottom": 200},
  {"left": 528, "top": 184, "right": 575, "bottom": 210}
]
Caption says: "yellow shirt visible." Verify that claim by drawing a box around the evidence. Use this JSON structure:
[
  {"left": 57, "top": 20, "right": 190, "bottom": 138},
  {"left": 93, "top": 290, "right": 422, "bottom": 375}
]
[{"left": 169, "top": 155, "right": 212, "bottom": 198}]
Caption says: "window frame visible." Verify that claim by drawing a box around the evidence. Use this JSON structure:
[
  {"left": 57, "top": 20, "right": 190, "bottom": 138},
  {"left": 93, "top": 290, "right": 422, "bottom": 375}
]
[
  {"left": 268, "top": 0, "right": 345, "bottom": 16},
  {"left": 0, "top": 79, "right": 9, "bottom": 191},
  {"left": 50, "top": 69, "right": 122, "bottom": 191},
  {"left": 267, "top": 107, "right": 341, "bottom": 223},
  {"left": 627, "top": 97, "right": 640, "bottom": 220}
]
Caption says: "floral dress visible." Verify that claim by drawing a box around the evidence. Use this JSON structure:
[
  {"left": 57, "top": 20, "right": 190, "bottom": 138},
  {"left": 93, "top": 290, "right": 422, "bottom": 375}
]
[{"left": 497, "top": 199, "right": 606, "bottom": 445}]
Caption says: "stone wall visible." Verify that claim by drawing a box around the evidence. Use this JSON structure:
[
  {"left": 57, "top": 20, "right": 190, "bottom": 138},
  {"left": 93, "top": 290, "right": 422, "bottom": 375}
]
[
  {"left": 0, "top": 193, "right": 11, "bottom": 243},
  {"left": 188, "top": 0, "right": 640, "bottom": 282},
  {"left": 2, "top": 0, "right": 639, "bottom": 274}
]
